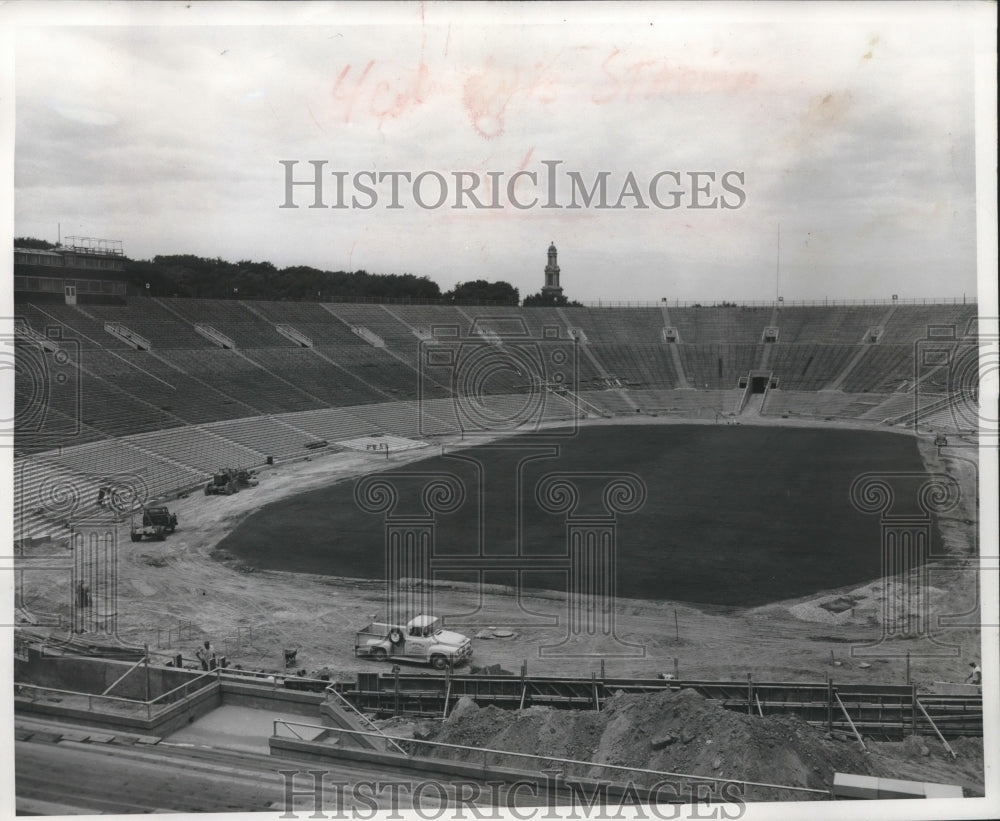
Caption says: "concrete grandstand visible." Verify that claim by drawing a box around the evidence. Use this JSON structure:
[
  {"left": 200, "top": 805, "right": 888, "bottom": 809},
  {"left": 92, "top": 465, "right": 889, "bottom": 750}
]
[{"left": 13, "top": 297, "right": 980, "bottom": 542}]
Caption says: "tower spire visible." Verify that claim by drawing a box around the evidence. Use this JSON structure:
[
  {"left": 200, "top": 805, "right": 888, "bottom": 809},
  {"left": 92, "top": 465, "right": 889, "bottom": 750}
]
[{"left": 542, "top": 240, "right": 563, "bottom": 298}]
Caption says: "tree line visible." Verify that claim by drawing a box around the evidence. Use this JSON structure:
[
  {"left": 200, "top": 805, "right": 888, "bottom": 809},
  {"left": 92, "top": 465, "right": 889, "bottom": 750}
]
[{"left": 16, "top": 238, "right": 583, "bottom": 305}]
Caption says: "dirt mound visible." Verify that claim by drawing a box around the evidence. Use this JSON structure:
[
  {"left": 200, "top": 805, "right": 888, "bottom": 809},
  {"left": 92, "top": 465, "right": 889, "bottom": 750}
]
[
  {"left": 867, "top": 735, "right": 984, "bottom": 796},
  {"left": 425, "top": 689, "right": 875, "bottom": 801}
]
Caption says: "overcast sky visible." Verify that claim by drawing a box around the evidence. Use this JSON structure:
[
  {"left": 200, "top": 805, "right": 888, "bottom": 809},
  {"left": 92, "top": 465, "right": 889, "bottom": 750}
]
[{"left": 7, "top": 2, "right": 990, "bottom": 303}]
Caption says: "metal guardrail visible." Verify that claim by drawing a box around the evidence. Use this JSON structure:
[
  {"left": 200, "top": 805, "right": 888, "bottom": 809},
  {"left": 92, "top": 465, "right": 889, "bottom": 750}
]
[
  {"left": 15, "top": 668, "right": 219, "bottom": 721},
  {"left": 324, "top": 685, "right": 408, "bottom": 755},
  {"left": 146, "top": 670, "right": 217, "bottom": 706},
  {"left": 220, "top": 295, "right": 976, "bottom": 309},
  {"left": 580, "top": 298, "right": 975, "bottom": 308},
  {"left": 15, "top": 681, "right": 152, "bottom": 712},
  {"left": 271, "top": 719, "right": 831, "bottom": 798}
]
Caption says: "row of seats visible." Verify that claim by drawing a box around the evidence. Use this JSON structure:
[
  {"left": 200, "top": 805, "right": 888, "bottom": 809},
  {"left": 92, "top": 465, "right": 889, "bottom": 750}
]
[
  {"left": 766, "top": 345, "right": 859, "bottom": 391},
  {"left": 841, "top": 345, "right": 917, "bottom": 394},
  {"left": 589, "top": 344, "right": 680, "bottom": 389},
  {"left": 762, "top": 390, "right": 889, "bottom": 418},
  {"left": 10, "top": 335, "right": 961, "bottom": 452},
  {"left": 678, "top": 344, "right": 764, "bottom": 389},
  {"left": 16, "top": 299, "right": 976, "bottom": 351},
  {"left": 668, "top": 306, "right": 773, "bottom": 344},
  {"left": 13, "top": 299, "right": 979, "bottom": 455},
  {"left": 18, "top": 368, "right": 979, "bottom": 542},
  {"left": 767, "top": 306, "right": 886, "bottom": 344},
  {"left": 607, "top": 388, "right": 744, "bottom": 416}
]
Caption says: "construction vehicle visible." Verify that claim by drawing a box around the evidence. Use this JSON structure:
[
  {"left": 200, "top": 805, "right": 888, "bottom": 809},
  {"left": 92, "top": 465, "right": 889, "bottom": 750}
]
[
  {"left": 235, "top": 468, "right": 259, "bottom": 488},
  {"left": 204, "top": 468, "right": 259, "bottom": 496},
  {"left": 130, "top": 504, "right": 178, "bottom": 542},
  {"left": 205, "top": 469, "right": 239, "bottom": 496},
  {"left": 355, "top": 614, "right": 473, "bottom": 670}
]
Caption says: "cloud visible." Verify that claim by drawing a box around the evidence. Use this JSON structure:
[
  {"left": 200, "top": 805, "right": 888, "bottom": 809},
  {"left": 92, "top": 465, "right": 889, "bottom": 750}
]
[{"left": 12, "top": 9, "right": 982, "bottom": 302}]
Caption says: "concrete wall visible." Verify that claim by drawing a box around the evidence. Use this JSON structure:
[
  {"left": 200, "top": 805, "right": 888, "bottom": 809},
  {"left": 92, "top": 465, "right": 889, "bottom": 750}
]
[
  {"left": 13, "top": 655, "right": 348, "bottom": 739},
  {"left": 15, "top": 681, "right": 222, "bottom": 736},
  {"left": 15, "top": 670, "right": 328, "bottom": 737},
  {"left": 15, "top": 653, "right": 199, "bottom": 700},
  {"left": 220, "top": 681, "right": 323, "bottom": 716}
]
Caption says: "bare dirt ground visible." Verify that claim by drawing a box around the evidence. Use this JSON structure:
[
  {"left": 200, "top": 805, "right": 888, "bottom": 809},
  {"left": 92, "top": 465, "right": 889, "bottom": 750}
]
[{"left": 18, "top": 415, "right": 981, "bottom": 690}]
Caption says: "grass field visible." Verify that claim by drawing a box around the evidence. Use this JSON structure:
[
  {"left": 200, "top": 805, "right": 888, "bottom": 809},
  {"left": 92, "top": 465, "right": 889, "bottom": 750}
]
[{"left": 219, "top": 424, "right": 937, "bottom": 608}]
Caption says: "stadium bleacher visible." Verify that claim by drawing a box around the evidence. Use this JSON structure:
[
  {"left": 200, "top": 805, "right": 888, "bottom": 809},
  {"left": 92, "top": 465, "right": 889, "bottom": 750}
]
[
  {"left": 840, "top": 345, "right": 915, "bottom": 394},
  {"left": 13, "top": 298, "right": 980, "bottom": 538},
  {"left": 879, "top": 304, "right": 977, "bottom": 344},
  {"left": 93, "top": 301, "right": 217, "bottom": 349},
  {"left": 771, "top": 306, "right": 885, "bottom": 344},
  {"left": 669, "top": 306, "right": 772, "bottom": 344},
  {"left": 678, "top": 343, "right": 764, "bottom": 389},
  {"left": 159, "top": 298, "right": 299, "bottom": 348},
  {"left": 568, "top": 307, "right": 665, "bottom": 344},
  {"left": 766, "top": 344, "right": 858, "bottom": 391}
]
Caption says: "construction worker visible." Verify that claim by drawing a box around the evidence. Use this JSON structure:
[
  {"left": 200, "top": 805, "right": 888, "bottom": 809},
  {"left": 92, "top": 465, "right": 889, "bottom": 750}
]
[
  {"left": 966, "top": 661, "right": 982, "bottom": 686},
  {"left": 196, "top": 640, "right": 216, "bottom": 671}
]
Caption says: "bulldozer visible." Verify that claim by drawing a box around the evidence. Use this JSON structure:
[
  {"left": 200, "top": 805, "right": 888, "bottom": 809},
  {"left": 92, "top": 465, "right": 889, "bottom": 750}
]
[
  {"left": 235, "top": 468, "right": 259, "bottom": 488},
  {"left": 205, "top": 469, "right": 239, "bottom": 496},
  {"left": 130, "top": 504, "right": 178, "bottom": 542},
  {"left": 204, "top": 468, "right": 259, "bottom": 496}
]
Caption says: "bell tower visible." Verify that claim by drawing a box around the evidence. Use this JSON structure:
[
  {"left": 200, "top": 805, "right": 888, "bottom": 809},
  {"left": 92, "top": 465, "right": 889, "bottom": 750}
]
[{"left": 542, "top": 241, "right": 563, "bottom": 298}]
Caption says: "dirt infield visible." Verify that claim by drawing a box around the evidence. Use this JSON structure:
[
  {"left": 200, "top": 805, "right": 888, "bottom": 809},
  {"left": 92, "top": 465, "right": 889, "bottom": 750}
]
[{"left": 17, "top": 416, "right": 981, "bottom": 688}]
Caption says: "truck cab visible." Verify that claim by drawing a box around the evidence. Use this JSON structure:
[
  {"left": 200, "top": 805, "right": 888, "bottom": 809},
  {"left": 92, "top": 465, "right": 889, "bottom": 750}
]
[
  {"left": 355, "top": 614, "right": 472, "bottom": 670},
  {"left": 130, "top": 504, "right": 178, "bottom": 542}
]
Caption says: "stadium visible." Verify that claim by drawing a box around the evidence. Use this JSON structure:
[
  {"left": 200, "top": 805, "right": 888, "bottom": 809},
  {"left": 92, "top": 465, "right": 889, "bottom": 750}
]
[{"left": 10, "top": 236, "right": 987, "bottom": 808}]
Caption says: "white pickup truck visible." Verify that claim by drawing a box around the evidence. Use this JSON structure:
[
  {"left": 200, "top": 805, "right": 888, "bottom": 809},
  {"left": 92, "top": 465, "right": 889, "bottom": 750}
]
[{"left": 355, "top": 614, "right": 473, "bottom": 670}]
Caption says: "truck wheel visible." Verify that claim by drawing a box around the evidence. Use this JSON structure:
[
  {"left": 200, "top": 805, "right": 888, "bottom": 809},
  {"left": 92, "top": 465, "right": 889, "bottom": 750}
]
[
  {"left": 372, "top": 647, "right": 388, "bottom": 662},
  {"left": 430, "top": 655, "right": 448, "bottom": 671},
  {"left": 205, "top": 484, "right": 212, "bottom": 495}
]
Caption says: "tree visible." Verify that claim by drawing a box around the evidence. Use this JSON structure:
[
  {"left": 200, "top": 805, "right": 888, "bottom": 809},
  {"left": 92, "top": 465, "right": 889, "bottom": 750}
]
[
  {"left": 443, "top": 280, "right": 519, "bottom": 305},
  {"left": 522, "top": 291, "right": 583, "bottom": 307},
  {"left": 14, "top": 237, "right": 58, "bottom": 250},
  {"left": 121, "top": 254, "right": 443, "bottom": 301}
]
